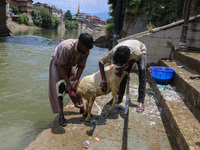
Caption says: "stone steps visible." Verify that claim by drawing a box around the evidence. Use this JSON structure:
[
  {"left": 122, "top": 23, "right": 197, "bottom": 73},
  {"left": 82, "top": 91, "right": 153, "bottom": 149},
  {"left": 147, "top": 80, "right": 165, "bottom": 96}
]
[
  {"left": 160, "top": 51, "right": 200, "bottom": 111},
  {"left": 148, "top": 50, "right": 200, "bottom": 150},
  {"left": 174, "top": 51, "right": 200, "bottom": 74},
  {"left": 89, "top": 73, "right": 176, "bottom": 149}
]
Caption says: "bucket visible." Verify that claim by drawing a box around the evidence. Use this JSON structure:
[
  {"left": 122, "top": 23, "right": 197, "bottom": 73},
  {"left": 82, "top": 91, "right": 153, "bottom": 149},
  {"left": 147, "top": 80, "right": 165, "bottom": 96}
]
[{"left": 150, "top": 66, "right": 175, "bottom": 85}]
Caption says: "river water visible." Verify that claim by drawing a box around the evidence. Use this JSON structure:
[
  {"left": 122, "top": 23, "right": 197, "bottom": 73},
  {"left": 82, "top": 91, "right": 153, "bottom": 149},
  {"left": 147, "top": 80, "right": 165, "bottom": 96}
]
[{"left": 0, "top": 29, "right": 109, "bottom": 150}]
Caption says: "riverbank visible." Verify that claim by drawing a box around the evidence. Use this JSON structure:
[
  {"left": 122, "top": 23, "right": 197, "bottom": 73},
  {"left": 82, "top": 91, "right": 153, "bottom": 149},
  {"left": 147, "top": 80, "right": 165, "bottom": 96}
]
[
  {"left": 6, "top": 20, "right": 106, "bottom": 39},
  {"left": 6, "top": 20, "right": 41, "bottom": 35}
]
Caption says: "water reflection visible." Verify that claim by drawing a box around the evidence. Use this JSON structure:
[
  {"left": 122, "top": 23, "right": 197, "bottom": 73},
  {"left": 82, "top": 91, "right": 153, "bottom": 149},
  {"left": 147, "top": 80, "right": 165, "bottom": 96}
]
[{"left": 11, "top": 29, "right": 79, "bottom": 40}]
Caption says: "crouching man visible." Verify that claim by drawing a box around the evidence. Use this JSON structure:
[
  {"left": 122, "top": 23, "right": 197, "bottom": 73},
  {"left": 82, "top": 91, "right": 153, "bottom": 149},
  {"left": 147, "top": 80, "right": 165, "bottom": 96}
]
[{"left": 99, "top": 39, "right": 147, "bottom": 113}]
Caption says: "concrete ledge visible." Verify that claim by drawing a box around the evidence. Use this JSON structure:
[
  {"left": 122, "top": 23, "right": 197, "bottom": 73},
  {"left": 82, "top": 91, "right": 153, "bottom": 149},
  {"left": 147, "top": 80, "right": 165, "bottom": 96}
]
[
  {"left": 160, "top": 59, "right": 200, "bottom": 111},
  {"left": 174, "top": 51, "right": 200, "bottom": 74},
  {"left": 147, "top": 68, "right": 200, "bottom": 150}
]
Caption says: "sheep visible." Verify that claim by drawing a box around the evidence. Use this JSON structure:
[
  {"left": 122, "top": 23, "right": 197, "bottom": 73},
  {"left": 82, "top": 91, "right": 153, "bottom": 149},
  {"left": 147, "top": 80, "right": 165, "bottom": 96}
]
[{"left": 56, "top": 64, "right": 129, "bottom": 121}]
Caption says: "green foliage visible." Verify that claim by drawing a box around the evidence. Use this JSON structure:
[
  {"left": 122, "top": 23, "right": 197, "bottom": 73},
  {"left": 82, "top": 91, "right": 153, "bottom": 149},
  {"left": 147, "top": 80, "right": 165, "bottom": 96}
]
[
  {"left": 108, "top": 0, "right": 117, "bottom": 18},
  {"left": 127, "top": 0, "right": 143, "bottom": 16},
  {"left": 107, "top": 18, "right": 113, "bottom": 24},
  {"left": 39, "top": 7, "right": 54, "bottom": 29},
  {"left": 64, "top": 10, "right": 72, "bottom": 20},
  {"left": 54, "top": 17, "right": 61, "bottom": 29},
  {"left": 10, "top": 5, "right": 19, "bottom": 14},
  {"left": 32, "top": 7, "right": 61, "bottom": 29},
  {"left": 192, "top": 0, "right": 200, "bottom": 15},
  {"left": 32, "top": 8, "right": 42, "bottom": 27},
  {"left": 17, "top": 13, "right": 31, "bottom": 25},
  {"left": 105, "top": 23, "right": 114, "bottom": 35},
  {"left": 74, "top": 22, "right": 79, "bottom": 30},
  {"left": 21, "top": 13, "right": 29, "bottom": 25},
  {"left": 17, "top": 14, "right": 23, "bottom": 24},
  {"left": 65, "top": 19, "right": 71, "bottom": 30},
  {"left": 108, "top": 0, "right": 200, "bottom": 28},
  {"left": 64, "top": 19, "right": 79, "bottom": 30},
  {"left": 144, "top": 0, "right": 185, "bottom": 27}
]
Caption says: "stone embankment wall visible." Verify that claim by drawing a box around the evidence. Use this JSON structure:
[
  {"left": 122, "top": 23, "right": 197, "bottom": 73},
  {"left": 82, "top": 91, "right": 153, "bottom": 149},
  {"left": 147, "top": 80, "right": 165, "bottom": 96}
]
[{"left": 119, "top": 15, "right": 200, "bottom": 65}]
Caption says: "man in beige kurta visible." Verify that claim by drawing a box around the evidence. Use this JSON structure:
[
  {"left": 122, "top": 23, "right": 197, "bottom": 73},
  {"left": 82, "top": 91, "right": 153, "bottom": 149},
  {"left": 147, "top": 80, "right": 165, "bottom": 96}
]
[
  {"left": 99, "top": 39, "right": 147, "bottom": 112},
  {"left": 49, "top": 33, "right": 93, "bottom": 126}
]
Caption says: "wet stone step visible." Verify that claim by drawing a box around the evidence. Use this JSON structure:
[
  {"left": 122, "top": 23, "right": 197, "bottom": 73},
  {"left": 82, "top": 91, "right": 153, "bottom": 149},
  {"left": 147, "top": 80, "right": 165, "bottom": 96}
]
[
  {"left": 160, "top": 59, "right": 200, "bottom": 111},
  {"left": 127, "top": 78, "right": 178, "bottom": 150},
  {"left": 148, "top": 68, "right": 200, "bottom": 150},
  {"left": 174, "top": 51, "right": 200, "bottom": 74},
  {"left": 89, "top": 73, "right": 178, "bottom": 149},
  {"left": 25, "top": 73, "right": 178, "bottom": 150}
]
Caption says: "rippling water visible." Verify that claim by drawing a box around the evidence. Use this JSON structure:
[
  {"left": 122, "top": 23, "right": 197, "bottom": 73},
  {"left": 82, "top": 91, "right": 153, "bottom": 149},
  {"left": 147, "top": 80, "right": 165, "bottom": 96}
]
[{"left": 0, "top": 30, "right": 109, "bottom": 150}]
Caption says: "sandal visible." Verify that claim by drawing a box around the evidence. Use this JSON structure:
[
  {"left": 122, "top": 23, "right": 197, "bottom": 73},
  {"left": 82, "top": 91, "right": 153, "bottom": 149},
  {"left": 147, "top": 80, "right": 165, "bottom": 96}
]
[
  {"left": 59, "top": 117, "right": 67, "bottom": 127},
  {"left": 136, "top": 103, "right": 144, "bottom": 113}
]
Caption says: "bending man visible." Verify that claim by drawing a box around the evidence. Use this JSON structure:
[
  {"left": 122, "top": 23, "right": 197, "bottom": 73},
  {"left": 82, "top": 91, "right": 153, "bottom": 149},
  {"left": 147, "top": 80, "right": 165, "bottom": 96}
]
[
  {"left": 99, "top": 39, "right": 147, "bottom": 112},
  {"left": 49, "top": 33, "right": 93, "bottom": 126}
]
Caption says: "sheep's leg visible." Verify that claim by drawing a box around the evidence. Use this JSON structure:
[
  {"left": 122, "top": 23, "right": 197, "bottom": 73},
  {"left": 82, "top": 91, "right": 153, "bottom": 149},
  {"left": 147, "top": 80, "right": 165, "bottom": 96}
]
[
  {"left": 105, "top": 90, "right": 117, "bottom": 117},
  {"left": 83, "top": 100, "right": 89, "bottom": 117},
  {"left": 85, "top": 98, "right": 95, "bottom": 122}
]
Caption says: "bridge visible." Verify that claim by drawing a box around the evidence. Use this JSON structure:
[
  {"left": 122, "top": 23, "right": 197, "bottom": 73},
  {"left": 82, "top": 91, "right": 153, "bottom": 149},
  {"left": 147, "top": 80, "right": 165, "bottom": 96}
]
[{"left": 0, "top": 0, "right": 10, "bottom": 36}]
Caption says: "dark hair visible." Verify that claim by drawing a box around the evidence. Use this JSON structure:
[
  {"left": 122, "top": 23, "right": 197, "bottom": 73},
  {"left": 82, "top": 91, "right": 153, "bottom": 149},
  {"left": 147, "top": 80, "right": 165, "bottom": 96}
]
[
  {"left": 78, "top": 33, "right": 93, "bottom": 49},
  {"left": 113, "top": 46, "right": 130, "bottom": 66}
]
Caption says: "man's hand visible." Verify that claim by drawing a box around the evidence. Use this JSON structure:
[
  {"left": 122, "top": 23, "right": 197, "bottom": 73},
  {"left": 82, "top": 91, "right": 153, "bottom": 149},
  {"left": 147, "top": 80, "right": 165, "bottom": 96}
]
[
  {"left": 72, "top": 80, "right": 79, "bottom": 92},
  {"left": 100, "top": 81, "right": 107, "bottom": 92},
  {"left": 65, "top": 83, "right": 73, "bottom": 95}
]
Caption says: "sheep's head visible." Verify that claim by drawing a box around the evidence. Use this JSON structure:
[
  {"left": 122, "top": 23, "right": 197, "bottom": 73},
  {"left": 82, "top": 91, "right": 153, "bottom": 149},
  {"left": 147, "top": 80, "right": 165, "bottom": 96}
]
[{"left": 115, "top": 63, "right": 128, "bottom": 78}]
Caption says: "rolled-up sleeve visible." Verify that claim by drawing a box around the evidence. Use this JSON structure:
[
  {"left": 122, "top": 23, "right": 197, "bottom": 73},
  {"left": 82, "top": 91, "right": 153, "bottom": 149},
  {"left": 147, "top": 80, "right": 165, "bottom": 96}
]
[{"left": 99, "top": 50, "right": 114, "bottom": 65}]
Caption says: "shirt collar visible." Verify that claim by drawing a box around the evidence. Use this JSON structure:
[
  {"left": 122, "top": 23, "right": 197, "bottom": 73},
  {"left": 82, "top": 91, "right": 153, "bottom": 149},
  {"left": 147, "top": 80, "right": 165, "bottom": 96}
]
[{"left": 74, "top": 39, "right": 78, "bottom": 51}]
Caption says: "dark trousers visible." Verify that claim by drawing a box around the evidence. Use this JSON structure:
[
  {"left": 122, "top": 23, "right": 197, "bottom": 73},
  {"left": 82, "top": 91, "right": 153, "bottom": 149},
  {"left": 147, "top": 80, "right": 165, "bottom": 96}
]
[{"left": 118, "top": 54, "right": 147, "bottom": 103}]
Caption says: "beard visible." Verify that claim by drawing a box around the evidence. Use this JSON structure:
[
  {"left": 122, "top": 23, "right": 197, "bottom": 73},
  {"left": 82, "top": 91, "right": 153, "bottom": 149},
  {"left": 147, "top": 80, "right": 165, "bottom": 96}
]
[{"left": 77, "top": 46, "right": 85, "bottom": 54}]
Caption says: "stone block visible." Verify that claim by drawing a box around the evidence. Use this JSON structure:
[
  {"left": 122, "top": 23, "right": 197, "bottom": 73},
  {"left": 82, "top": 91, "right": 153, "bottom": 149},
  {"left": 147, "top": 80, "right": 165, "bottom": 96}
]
[
  {"left": 170, "top": 25, "right": 182, "bottom": 31},
  {"left": 165, "top": 30, "right": 180, "bottom": 39},
  {"left": 151, "top": 31, "right": 165, "bottom": 38},
  {"left": 144, "top": 37, "right": 160, "bottom": 47},
  {"left": 146, "top": 46, "right": 157, "bottom": 55},
  {"left": 190, "top": 40, "right": 200, "bottom": 48},
  {"left": 159, "top": 39, "right": 173, "bottom": 47},
  {"left": 157, "top": 47, "right": 171, "bottom": 58},
  {"left": 147, "top": 55, "right": 160, "bottom": 64}
]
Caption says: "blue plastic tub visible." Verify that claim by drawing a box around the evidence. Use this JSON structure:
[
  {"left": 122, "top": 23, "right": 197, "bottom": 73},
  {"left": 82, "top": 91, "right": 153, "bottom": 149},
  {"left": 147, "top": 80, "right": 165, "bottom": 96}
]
[{"left": 150, "top": 66, "right": 175, "bottom": 85}]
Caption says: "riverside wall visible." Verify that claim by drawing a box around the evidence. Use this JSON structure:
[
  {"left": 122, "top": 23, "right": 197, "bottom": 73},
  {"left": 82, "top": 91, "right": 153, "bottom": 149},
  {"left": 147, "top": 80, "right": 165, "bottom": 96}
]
[{"left": 119, "top": 15, "right": 200, "bottom": 65}]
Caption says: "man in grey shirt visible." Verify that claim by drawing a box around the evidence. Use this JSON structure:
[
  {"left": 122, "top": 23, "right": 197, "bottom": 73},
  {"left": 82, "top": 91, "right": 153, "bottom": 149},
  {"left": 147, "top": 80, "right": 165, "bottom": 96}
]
[{"left": 99, "top": 39, "right": 147, "bottom": 112}]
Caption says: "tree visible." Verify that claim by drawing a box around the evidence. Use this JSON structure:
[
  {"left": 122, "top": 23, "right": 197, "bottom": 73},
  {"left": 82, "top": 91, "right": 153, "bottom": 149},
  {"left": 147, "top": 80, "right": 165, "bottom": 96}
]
[
  {"left": 105, "top": 23, "right": 114, "bottom": 35},
  {"left": 21, "top": 13, "right": 29, "bottom": 25},
  {"left": 17, "top": 14, "right": 23, "bottom": 24},
  {"left": 17, "top": 13, "right": 31, "bottom": 25},
  {"left": 39, "top": 7, "right": 54, "bottom": 29},
  {"left": 10, "top": 5, "right": 19, "bottom": 14},
  {"left": 64, "top": 10, "right": 72, "bottom": 21},
  {"left": 144, "top": 0, "right": 185, "bottom": 27},
  {"left": 108, "top": 0, "right": 200, "bottom": 28},
  {"left": 74, "top": 22, "right": 79, "bottom": 30},
  {"left": 54, "top": 17, "right": 61, "bottom": 29},
  {"left": 32, "top": 8, "right": 42, "bottom": 27},
  {"left": 107, "top": 18, "right": 113, "bottom": 24},
  {"left": 65, "top": 19, "right": 79, "bottom": 30}
]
